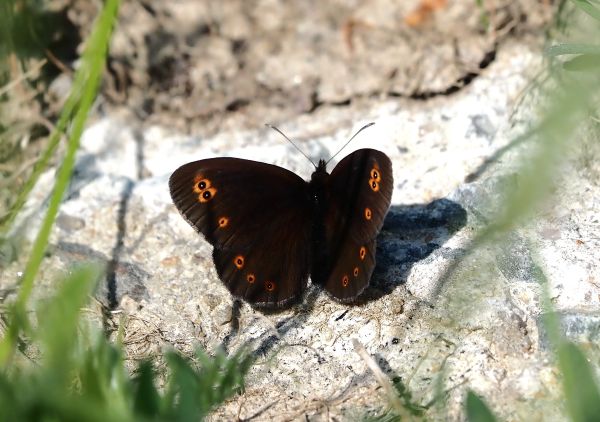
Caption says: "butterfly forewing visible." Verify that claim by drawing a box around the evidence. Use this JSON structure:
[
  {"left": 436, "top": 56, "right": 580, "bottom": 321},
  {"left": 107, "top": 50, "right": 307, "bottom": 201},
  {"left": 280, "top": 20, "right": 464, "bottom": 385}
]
[
  {"left": 322, "top": 149, "right": 393, "bottom": 300},
  {"left": 169, "top": 158, "right": 313, "bottom": 307}
]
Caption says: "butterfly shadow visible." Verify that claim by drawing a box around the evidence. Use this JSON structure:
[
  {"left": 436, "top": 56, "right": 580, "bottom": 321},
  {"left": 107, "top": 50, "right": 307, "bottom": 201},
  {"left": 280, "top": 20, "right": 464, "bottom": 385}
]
[{"left": 356, "top": 197, "right": 468, "bottom": 304}]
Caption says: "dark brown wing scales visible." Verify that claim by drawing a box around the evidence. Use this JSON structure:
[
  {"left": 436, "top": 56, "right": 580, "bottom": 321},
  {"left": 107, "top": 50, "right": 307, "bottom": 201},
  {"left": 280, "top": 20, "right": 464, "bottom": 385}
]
[
  {"left": 211, "top": 203, "right": 312, "bottom": 306},
  {"left": 321, "top": 149, "right": 393, "bottom": 301},
  {"left": 169, "top": 158, "right": 313, "bottom": 307}
]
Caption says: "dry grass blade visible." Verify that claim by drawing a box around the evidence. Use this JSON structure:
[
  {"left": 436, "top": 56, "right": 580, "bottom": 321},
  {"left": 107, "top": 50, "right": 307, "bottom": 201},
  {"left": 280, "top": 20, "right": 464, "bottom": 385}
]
[
  {"left": 353, "top": 338, "right": 412, "bottom": 420},
  {"left": 0, "top": 59, "right": 46, "bottom": 97}
]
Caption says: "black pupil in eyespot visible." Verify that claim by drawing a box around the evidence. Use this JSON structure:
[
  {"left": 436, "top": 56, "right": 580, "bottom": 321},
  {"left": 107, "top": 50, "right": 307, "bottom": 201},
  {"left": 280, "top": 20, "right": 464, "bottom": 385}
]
[
  {"left": 203, "top": 191, "right": 211, "bottom": 199},
  {"left": 199, "top": 181, "right": 206, "bottom": 189},
  {"left": 374, "top": 172, "right": 378, "bottom": 178},
  {"left": 372, "top": 181, "right": 376, "bottom": 187}
]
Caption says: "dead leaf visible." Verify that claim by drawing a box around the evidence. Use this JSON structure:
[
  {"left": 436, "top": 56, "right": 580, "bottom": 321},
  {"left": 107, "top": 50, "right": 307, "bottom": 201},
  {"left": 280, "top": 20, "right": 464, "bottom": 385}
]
[{"left": 405, "top": 0, "right": 448, "bottom": 27}]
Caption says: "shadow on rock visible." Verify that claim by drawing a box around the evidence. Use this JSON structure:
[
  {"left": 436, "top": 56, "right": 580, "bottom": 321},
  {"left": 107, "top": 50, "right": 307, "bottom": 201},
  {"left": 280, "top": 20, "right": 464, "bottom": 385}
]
[
  {"left": 54, "top": 241, "right": 149, "bottom": 307},
  {"left": 357, "top": 198, "right": 467, "bottom": 304}
]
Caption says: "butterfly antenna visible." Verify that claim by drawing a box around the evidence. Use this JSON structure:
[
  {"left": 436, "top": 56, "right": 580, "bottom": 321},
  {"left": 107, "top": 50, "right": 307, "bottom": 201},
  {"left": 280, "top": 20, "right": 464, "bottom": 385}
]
[
  {"left": 266, "top": 124, "right": 317, "bottom": 168},
  {"left": 326, "top": 122, "right": 375, "bottom": 165}
]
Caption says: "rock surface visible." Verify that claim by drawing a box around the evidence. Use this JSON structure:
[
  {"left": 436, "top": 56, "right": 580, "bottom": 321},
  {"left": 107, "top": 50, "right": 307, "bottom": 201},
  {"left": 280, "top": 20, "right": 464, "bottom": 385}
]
[{"left": 3, "top": 10, "right": 600, "bottom": 422}]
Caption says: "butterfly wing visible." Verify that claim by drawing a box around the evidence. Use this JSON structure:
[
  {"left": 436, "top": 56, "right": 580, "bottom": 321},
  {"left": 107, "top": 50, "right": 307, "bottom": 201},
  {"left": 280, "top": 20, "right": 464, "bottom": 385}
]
[
  {"left": 169, "top": 158, "right": 313, "bottom": 307},
  {"left": 321, "top": 149, "right": 393, "bottom": 301}
]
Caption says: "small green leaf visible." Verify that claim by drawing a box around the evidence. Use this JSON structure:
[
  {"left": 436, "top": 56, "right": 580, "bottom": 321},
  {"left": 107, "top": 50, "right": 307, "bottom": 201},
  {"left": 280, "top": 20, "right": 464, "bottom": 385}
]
[{"left": 465, "top": 391, "right": 497, "bottom": 422}]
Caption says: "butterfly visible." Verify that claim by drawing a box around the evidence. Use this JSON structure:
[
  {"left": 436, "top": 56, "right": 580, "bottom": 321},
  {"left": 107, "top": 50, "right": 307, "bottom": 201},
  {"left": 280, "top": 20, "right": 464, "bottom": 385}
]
[{"left": 169, "top": 124, "right": 393, "bottom": 308}]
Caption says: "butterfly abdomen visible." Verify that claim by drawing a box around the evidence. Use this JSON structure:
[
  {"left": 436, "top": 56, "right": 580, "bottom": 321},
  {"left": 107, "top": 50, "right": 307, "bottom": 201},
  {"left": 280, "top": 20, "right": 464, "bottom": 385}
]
[{"left": 308, "top": 164, "right": 332, "bottom": 286}]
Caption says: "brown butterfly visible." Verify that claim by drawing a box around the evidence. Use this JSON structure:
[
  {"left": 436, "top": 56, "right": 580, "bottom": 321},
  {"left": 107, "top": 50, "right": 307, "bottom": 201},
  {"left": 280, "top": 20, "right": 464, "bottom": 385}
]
[{"left": 169, "top": 124, "right": 393, "bottom": 308}]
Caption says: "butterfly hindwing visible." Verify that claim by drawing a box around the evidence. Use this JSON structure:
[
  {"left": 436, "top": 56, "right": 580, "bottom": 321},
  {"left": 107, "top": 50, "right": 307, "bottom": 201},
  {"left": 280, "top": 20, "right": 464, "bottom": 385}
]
[
  {"left": 321, "top": 149, "right": 393, "bottom": 300},
  {"left": 169, "top": 158, "right": 313, "bottom": 307}
]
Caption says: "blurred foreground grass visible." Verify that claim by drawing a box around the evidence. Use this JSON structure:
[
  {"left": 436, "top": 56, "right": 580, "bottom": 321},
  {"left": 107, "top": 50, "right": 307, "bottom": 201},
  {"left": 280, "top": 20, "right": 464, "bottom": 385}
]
[
  {"left": 369, "top": 0, "right": 600, "bottom": 420},
  {"left": 0, "top": 0, "right": 599, "bottom": 420},
  {"left": 0, "top": 1, "right": 254, "bottom": 420},
  {"left": 0, "top": 266, "right": 254, "bottom": 421}
]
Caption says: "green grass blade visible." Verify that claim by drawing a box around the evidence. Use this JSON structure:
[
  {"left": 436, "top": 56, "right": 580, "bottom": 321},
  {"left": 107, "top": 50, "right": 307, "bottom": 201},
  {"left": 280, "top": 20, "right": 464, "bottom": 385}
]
[
  {"left": 0, "top": 0, "right": 121, "bottom": 367},
  {"left": 471, "top": 76, "right": 590, "bottom": 241},
  {"left": 36, "top": 265, "right": 99, "bottom": 373},
  {"left": 556, "top": 342, "right": 600, "bottom": 422},
  {"left": 212, "top": 348, "right": 253, "bottom": 400},
  {"left": 162, "top": 347, "right": 254, "bottom": 420},
  {"left": 465, "top": 391, "right": 497, "bottom": 422},
  {"left": 540, "top": 271, "right": 600, "bottom": 422},
  {"left": 0, "top": 266, "right": 104, "bottom": 421},
  {"left": 562, "top": 54, "right": 600, "bottom": 71},
  {"left": 0, "top": 80, "right": 80, "bottom": 233},
  {"left": 545, "top": 43, "right": 600, "bottom": 56},
  {"left": 165, "top": 351, "right": 201, "bottom": 422},
  {"left": 0, "top": 2, "right": 105, "bottom": 234},
  {"left": 569, "top": 0, "right": 600, "bottom": 21},
  {"left": 133, "top": 361, "right": 161, "bottom": 418},
  {"left": 15, "top": 0, "right": 120, "bottom": 307},
  {"left": 0, "top": 1, "right": 94, "bottom": 233},
  {"left": 78, "top": 333, "right": 133, "bottom": 421},
  {"left": 0, "top": 0, "right": 17, "bottom": 67},
  {"left": 0, "top": 373, "right": 18, "bottom": 422}
]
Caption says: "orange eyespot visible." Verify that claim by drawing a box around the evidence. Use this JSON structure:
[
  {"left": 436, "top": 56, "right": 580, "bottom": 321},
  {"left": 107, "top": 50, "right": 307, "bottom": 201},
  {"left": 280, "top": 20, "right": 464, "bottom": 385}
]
[
  {"left": 370, "top": 168, "right": 381, "bottom": 182},
  {"left": 199, "top": 187, "right": 217, "bottom": 203},
  {"left": 359, "top": 246, "right": 367, "bottom": 260},
  {"left": 265, "top": 281, "right": 276, "bottom": 292},
  {"left": 246, "top": 273, "right": 255, "bottom": 283},
  {"left": 193, "top": 176, "right": 211, "bottom": 193},
  {"left": 369, "top": 179, "right": 380, "bottom": 192},
  {"left": 364, "top": 207, "right": 372, "bottom": 220},
  {"left": 342, "top": 275, "right": 349, "bottom": 287},
  {"left": 234, "top": 255, "right": 244, "bottom": 269},
  {"left": 353, "top": 267, "right": 359, "bottom": 277},
  {"left": 218, "top": 217, "right": 229, "bottom": 228}
]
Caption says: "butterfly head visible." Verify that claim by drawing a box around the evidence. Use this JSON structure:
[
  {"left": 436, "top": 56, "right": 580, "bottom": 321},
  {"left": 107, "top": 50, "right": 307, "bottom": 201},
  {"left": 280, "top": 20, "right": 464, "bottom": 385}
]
[{"left": 310, "top": 159, "right": 330, "bottom": 185}]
